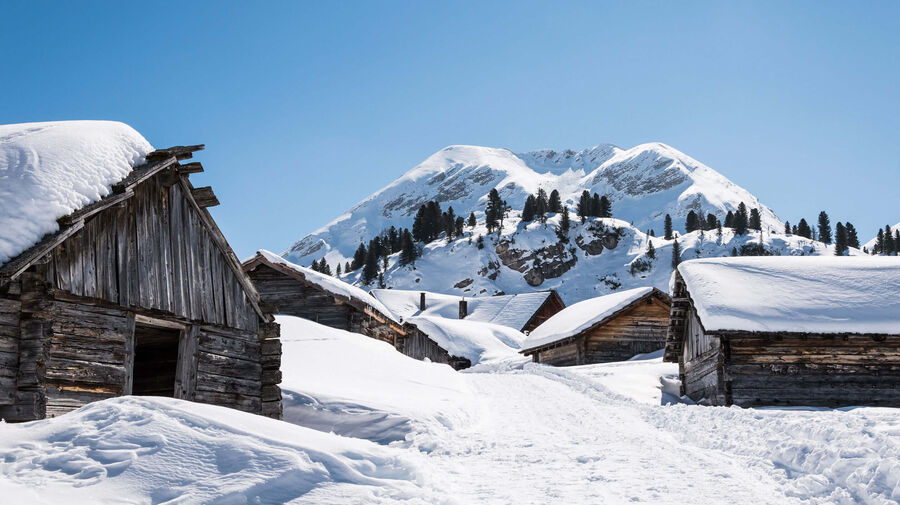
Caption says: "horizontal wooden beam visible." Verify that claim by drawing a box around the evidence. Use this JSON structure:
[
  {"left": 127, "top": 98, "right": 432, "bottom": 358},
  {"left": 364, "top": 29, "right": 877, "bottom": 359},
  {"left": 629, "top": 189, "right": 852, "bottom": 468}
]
[
  {"left": 146, "top": 145, "right": 205, "bottom": 162},
  {"left": 192, "top": 186, "right": 220, "bottom": 208},
  {"left": 58, "top": 190, "right": 133, "bottom": 226},
  {"left": 177, "top": 162, "right": 204, "bottom": 174},
  {"left": 112, "top": 156, "right": 177, "bottom": 194}
]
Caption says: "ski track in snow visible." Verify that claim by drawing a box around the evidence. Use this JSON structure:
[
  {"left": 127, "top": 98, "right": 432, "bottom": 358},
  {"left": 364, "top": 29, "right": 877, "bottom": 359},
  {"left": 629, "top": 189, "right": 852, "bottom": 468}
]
[{"left": 410, "top": 367, "right": 802, "bottom": 505}]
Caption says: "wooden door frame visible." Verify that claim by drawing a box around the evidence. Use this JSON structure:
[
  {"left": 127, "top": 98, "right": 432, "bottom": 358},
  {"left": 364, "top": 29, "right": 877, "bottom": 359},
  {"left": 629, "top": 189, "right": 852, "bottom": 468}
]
[{"left": 125, "top": 313, "right": 197, "bottom": 400}]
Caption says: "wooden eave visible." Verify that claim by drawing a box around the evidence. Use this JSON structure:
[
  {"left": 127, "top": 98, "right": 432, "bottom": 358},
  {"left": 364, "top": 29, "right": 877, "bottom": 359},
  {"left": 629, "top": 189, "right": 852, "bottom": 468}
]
[
  {"left": 0, "top": 145, "right": 269, "bottom": 323},
  {"left": 520, "top": 288, "right": 671, "bottom": 355}
]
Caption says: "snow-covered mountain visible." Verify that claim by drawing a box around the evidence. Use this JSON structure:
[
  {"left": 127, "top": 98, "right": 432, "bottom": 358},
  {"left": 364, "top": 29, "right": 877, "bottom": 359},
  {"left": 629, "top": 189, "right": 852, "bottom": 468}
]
[{"left": 282, "top": 142, "right": 848, "bottom": 302}]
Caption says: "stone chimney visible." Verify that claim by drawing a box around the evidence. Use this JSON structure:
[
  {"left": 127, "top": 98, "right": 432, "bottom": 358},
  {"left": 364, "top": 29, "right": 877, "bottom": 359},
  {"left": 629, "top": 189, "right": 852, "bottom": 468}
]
[
  {"left": 459, "top": 299, "right": 468, "bottom": 319},
  {"left": 419, "top": 292, "right": 426, "bottom": 311}
]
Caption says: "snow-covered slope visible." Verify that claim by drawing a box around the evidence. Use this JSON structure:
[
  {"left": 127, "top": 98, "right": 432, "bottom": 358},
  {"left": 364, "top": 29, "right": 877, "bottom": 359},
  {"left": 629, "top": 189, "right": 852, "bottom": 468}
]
[
  {"left": 285, "top": 142, "right": 782, "bottom": 269},
  {"left": 864, "top": 221, "right": 900, "bottom": 251},
  {"left": 0, "top": 121, "right": 152, "bottom": 265}
]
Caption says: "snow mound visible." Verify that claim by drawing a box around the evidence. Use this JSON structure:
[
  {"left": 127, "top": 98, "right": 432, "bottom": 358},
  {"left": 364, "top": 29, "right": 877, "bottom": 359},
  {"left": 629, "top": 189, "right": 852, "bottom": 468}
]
[
  {"left": 0, "top": 396, "right": 432, "bottom": 504},
  {"left": 678, "top": 256, "right": 900, "bottom": 334},
  {"left": 278, "top": 315, "right": 473, "bottom": 443},
  {"left": 405, "top": 315, "right": 525, "bottom": 364},
  {"left": 371, "top": 288, "right": 555, "bottom": 331},
  {"left": 254, "top": 250, "right": 401, "bottom": 323},
  {"left": 522, "top": 287, "right": 656, "bottom": 350},
  {"left": 0, "top": 121, "right": 153, "bottom": 266}
]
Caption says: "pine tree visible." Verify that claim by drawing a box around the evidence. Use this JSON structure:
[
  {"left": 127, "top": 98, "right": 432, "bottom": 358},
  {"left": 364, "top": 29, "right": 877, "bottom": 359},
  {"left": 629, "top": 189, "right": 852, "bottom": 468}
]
[
  {"left": 834, "top": 222, "right": 848, "bottom": 256},
  {"left": 749, "top": 208, "right": 762, "bottom": 231},
  {"left": 886, "top": 226, "right": 896, "bottom": 255},
  {"left": 344, "top": 262, "right": 351, "bottom": 274},
  {"left": 548, "top": 189, "right": 562, "bottom": 213},
  {"left": 455, "top": 216, "right": 464, "bottom": 237},
  {"left": 724, "top": 210, "right": 734, "bottom": 228},
  {"left": 400, "top": 229, "right": 417, "bottom": 266},
  {"left": 556, "top": 207, "right": 570, "bottom": 241},
  {"left": 467, "top": 212, "right": 476, "bottom": 228},
  {"left": 845, "top": 222, "right": 860, "bottom": 249},
  {"left": 685, "top": 210, "right": 700, "bottom": 233},
  {"left": 664, "top": 214, "right": 673, "bottom": 240},
  {"left": 784, "top": 221, "right": 791, "bottom": 235},
  {"left": 797, "top": 218, "right": 812, "bottom": 239},
  {"left": 350, "top": 243, "right": 366, "bottom": 271},
  {"left": 535, "top": 188, "right": 549, "bottom": 222},
  {"left": 476, "top": 234, "right": 484, "bottom": 249},
  {"left": 731, "top": 247, "right": 738, "bottom": 256},
  {"left": 818, "top": 211, "right": 832, "bottom": 244},
  {"left": 576, "top": 190, "right": 591, "bottom": 223},
  {"left": 792, "top": 225, "right": 798, "bottom": 235},
  {"left": 522, "top": 195, "right": 536, "bottom": 222},
  {"left": 590, "top": 193, "right": 602, "bottom": 217},
  {"left": 671, "top": 240, "right": 681, "bottom": 268},
  {"left": 894, "top": 230, "right": 900, "bottom": 255},
  {"left": 322, "top": 261, "right": 332, "bottom": 275},
  {"left": 706, "top": 213, "right": 717, "bottom": 231},
  {"left": 485, "top": 189, "right": 502, "bottom": 233},
  {"left": 649, "top": 229, "right": 656, "bottom": 237},
  {"left": 875, "top": 229, "right": 885, "bottom": 254},
  {"left": 598, "top": 195, "right": 612, "bottom": 218},
  {"left": 362, "top": 240, "right": 380, "bottom": 284},
  {"left": 336, "top": 263, "right": 342, "bottom": 276},
  {"left": 445, "top": 206, "right": 457, "bottom": 240},
  {"left": 646, "top": 240, "right": 656, "bottom": 259},
  {"left": 310, "top": 258, "right": 319, "bottom": 272},
  {"left": 734, "top": 203, "right": 749, "bottom": 235}
]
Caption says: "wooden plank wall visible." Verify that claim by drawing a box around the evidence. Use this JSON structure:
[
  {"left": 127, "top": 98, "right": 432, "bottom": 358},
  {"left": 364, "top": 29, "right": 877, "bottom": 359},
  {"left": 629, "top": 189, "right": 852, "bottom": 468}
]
[
  {"left": 725, "top": 334, "right": 900, "bottom": 407},
  {"left": 401, "top": 329, "right": 471, "bottom": 370},
  {"left": 43, "top": 177, "right": 259, "bottom": 333},
  {"left": 248, "top": 266, "right": 352, "bottom": 330},
  {"left": 0, "top": 283, "right": 21, "bottom": 407},
  {"left": 522, "top": 295, "right": 566, "bottom": 333},
  {"left": 535, "top": 298, "right": 670, "bottom": 366},
  {"left": 194, "top": 325, "right": 264, "bottom": 414}
]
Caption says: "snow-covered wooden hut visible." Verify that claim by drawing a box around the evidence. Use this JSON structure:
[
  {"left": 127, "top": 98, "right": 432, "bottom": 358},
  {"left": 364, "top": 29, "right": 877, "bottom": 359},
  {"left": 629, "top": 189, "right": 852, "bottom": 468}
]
[
  {"left": 0, "top": 121, "right": 281, "bottom": 422},
  {"left": 242, "top": 250, "right": 408, "bottom": 347},
  {"left": 370, "top": 288, "right": 565, "bottom": 334},
  {"left": 665, "top": 257, "right": 900, "bottom": 407},
  {"left": 519, "top": 287, "right": 670, "bottom": 365}
]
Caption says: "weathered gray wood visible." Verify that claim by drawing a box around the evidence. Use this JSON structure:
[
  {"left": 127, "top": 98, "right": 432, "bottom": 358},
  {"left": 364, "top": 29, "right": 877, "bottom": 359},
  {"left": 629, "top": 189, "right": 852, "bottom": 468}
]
[{"left": 192, "top": 186, "right": 220, "bottom": 208}]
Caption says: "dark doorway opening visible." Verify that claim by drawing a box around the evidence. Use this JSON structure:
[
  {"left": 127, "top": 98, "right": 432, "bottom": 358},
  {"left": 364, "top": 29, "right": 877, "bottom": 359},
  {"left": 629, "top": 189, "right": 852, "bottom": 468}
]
[{"left": 131, "top": 323, "right": 180, "bottom": 397}]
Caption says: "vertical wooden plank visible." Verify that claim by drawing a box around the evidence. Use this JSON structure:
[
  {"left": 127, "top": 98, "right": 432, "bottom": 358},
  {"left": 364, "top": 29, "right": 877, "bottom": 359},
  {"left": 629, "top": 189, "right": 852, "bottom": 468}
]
[
  {"left": 169, "top": 184, "right": 185, "bottom": 318},
  {"left": 188, "top": 210, "right": 202, "bottom": 320},
  {"left": 116, "top": 204, "right": 130, "bottom": 307},
  {"left": 54, "top": 243, "right": 70, "bottom": 292},
  {"left": 222, "top": 266, "right": 234, "bottom": 328},
  {"left": 123, "top": 312, "right": 136, "bottom": 395},
  {"left": 212, "top": 252, "right": 224, "bottom": 326},
  {"left": 175, "top": 325, "right": 199, "bottom": 400},
  {"left": 201, "top": 231, "right": 214, "bottom": 322},
  {"left": 69, "top": 231, "right": 83, "bottom": 297},
  {"left": 158, "top": 182, "right": 172, "bottom": 313},
  {"left": 82, "top": 218, "right": 97, "bottom": 299},
  {"left": 105, "top": 211, "right": 119, "bottom": 303},
  {"left": 127, "top": 199, "right": 139, "bottom": 307}
]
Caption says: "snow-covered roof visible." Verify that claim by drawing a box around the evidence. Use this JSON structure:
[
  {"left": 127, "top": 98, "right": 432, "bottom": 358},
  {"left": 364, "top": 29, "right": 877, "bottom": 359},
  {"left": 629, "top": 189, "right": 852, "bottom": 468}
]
[
  {"left": 677, "top": 256, "right": 900, "bottom": 335},
  {"left": 370, "top": 289, "right": 558, "bottom": 331},
  {"left": 0, "top": 121, "right": 153, "bottom": 266},
  {"left": 404, "top": 315, "right": 525, "bottom": 364},
  {"left": 521, "top": 287, "right": 664, "bottom": 350},
  {"left": 248, "top": 250, "right": 401, "bottom": 324}
]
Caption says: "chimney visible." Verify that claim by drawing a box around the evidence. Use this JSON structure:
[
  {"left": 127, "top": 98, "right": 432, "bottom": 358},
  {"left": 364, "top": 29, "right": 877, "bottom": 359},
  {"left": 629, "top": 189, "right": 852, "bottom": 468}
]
[
  {"left": 419, "top": 292, "right": 426, "bottom": 311},
  {"left": 459, "top": 299, "right": 468, "bottom": 319}
]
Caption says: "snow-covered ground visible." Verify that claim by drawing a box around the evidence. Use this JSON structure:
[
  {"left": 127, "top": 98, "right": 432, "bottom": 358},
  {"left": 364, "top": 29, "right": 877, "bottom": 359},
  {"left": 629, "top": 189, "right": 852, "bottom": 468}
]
[{"left": 2, "top": 317, "right": 898, "bottom": 504}]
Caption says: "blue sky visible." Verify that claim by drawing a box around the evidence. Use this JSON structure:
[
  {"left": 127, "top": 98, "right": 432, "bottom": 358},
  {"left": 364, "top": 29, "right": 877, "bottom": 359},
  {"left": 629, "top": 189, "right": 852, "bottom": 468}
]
[{"left": 2, "top": 1, "right": 897, "bottom": 258}]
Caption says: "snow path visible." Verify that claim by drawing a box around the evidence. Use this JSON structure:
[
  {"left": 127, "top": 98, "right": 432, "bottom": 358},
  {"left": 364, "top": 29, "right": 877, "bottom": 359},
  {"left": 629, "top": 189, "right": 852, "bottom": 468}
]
[{"left": 405, "top": 367, "right": 792, "bottom": 504}]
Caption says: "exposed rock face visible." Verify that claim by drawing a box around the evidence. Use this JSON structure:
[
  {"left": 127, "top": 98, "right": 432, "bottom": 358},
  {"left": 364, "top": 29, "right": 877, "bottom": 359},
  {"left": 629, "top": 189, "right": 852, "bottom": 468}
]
[
  {"left": 575, "top": 231, "right": 619, "bottom": 255},
  {"left": 497, "top": 240, "right": 578, "bottom": 287},
  {"left": 454, "top": 278, "right": 474, "bottom": 289}
]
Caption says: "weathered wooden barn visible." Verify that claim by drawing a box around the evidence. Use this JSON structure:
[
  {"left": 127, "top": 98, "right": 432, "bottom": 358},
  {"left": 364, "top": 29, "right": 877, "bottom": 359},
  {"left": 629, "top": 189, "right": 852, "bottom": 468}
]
[
  {"left": 0, "top": 124, "right": 281, "bottom": 422},
  {"left": 520, "top": 287, "right": 670, "bottom": 365},
  {"left": 242, "top": 250, "right": 409, "bottom": 347},
  {"left": 665, "top": 257, "right": 900, "bottom": 407},
  {"left": 370, "top": 288, "right": 565, "bottom": 334}
]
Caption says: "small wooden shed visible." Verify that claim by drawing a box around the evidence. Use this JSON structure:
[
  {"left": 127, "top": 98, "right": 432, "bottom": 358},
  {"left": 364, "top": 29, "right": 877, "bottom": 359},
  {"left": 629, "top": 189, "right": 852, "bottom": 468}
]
[
  {"left": 242, "top": 250, "right": 408, "bottom": 347},
  {"left": 0, "top": 127, "right": 281, "bottom": 422},
  {"left": 665, "top": 257, "right": 900, "bottom": 407},
  {"left": 520, "top": 287, "right": 671, "bottom": 365}
]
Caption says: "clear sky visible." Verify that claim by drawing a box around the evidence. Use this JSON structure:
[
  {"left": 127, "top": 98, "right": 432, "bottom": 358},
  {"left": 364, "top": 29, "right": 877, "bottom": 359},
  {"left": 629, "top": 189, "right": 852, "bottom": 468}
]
[{"left": 2, "top": 1, "right": 897, "bottom": 258}]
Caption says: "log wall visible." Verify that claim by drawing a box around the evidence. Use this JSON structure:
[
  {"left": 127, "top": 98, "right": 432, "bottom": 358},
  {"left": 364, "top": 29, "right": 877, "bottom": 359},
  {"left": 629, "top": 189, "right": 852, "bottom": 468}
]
[
  {"left": 248, "top": 265, "right": 353, "bottom": 330},
  {"left": 401, "top": 328, "right": 471, "bottom": 370},
  {"left": 533, "top": 297, "right": 670, "bottom": 366},
  {"left": 522, "top": 294, "right": 566, "bottom": 333}
]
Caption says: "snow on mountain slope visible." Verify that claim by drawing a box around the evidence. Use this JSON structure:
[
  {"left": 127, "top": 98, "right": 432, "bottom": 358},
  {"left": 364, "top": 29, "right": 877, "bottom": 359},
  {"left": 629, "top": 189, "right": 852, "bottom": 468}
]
[
  {"left": 284, "top": 141, "right": 783, "bottom": 271},
  {"left": 341, "top": 212, "right": 852, "bottom": 303}
]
